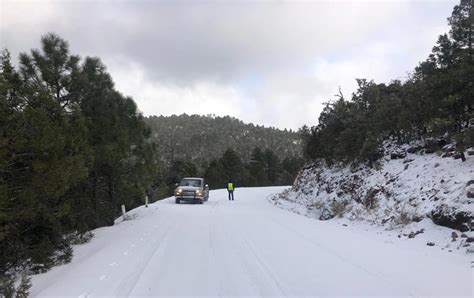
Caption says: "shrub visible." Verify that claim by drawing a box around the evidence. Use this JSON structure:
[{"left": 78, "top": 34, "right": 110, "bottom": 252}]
[
  {"left": 0, "top": 274, "right": 31, "bottom": 298},
  {"left": 331, "top": 200, "right": 349, "bottom": 218},
  {"left": 395, "top": 209, "right": 413, "bottom": 225}
]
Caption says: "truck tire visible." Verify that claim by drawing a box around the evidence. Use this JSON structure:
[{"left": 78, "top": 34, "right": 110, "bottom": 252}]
[{"left": 175, "top": 198, "right": 180, "bottom": 204}]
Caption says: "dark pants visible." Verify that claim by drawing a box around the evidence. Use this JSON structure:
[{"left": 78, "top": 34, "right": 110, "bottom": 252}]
[{"left": 228, "top": 190, "right": 234, "bottom": 200}]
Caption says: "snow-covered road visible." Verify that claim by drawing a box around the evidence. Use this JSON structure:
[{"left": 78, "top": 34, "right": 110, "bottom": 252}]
[{"left": 31, "top": 187, "right": 472, "bottom": 297}]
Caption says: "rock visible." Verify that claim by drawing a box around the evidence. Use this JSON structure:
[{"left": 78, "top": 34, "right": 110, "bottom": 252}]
[
  {"left": 319, "top": 208, "right": 334, "bottom": 221},
  {"left": 382, "top": 216, "right": 394, "bottom": 224},
  {"left": 466, "top": 237, "right": 474, "bottom": 243},
  {"left": 408, "top": 229, "right": 424, "bottom": 239},
  {"left": 430, "top": 204, "right": 474, "bottom": 232},
  {"left": 461, "top": 233, "right": 468, "bottom": 238},
  {"left": 407, "top": 145, "right": 422, "bottom": 153},
  {"left": 453, "top": 151, "right": 464, "bottom": 160},
  {"left": 426, "top": 242, "right": 435, "bottom": 246},
  {"left": 451, "top": 232, "right": 458, "bottom": 241},
  {"left": 437, "top": 138, "right": 448, "bottom": 147},
  {"left": 460, "top": 223, "right": 470, "bottom": 232},
  {"left": 390, "top": 151, "right": 407, "bottom": 159},
  {"left": 468, "top": 188, "right": 474, "bottom": 199},
  {"left": 424, "top": 148, "right": 435, "bottom": 154},
  {"left": 403, "top": 158, "right": 414, "bottom": 164},
  {"left": 467, "top": 149, "right": 474, "bottom": 156},
  {"left": 424, "top": 139, "right": 438, "bottom": 154},
  {"left": 442, "top": 144, "right": 456, "bottom": 152},
  {"left": 423, "top": 138, "right": 448, "bottom": 154},
  {"left": 441, "top": 152, "right": 453, "bottom": 158},
  {"left": 404, "top": 164, "right": 409, "bottom": 171},
  {"left": 412, "top": 215, "right": 424, "bottom": 222},
  {"left": 467, "top": 181, "right": 474, "bottom": 199}
]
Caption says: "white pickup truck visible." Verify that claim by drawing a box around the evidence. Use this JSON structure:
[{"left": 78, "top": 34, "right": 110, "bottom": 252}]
[{"left": 174, "top": 177, "right": 209, "bottom": 204}]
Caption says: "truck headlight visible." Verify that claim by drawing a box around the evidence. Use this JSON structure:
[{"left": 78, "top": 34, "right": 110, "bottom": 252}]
[
  {"left": 195, "top": 190, "right": 202, "bottom": 196},
  {"left": 175, "top": 189, "right": 182, "bottom": 195}
]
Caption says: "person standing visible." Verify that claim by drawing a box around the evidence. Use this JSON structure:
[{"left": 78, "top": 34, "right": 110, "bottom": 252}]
[{"left": 227, "top": 179, "right": 234, "bottom": 200}]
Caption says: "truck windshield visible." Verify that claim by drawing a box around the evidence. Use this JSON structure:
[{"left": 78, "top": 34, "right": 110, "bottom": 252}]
[{"left": 179, "top": 179, "right": 202, "bottom": 187}]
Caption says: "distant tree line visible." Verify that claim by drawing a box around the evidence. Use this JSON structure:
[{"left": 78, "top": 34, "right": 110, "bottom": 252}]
[
  {"left": 151, "top": 147, "right": 304, "bottom": 198},
  {"left": 144, "top": 114, "right": 305, "bottom": 200},
  {"left": 144, "top": 114, "right": 302, "bottom": 167},
  {"left": 302, "top": 0, "right": 473, "bottom": 166},
  {"left": 0, "top": 34, "right": 156, "bottom": 292}
]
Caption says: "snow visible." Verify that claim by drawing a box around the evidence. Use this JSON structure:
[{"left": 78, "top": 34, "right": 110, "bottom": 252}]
[
  {"left": 273, "top": 145, "right": 473, "bottom": 230},
  {"left": 31, "top": 187, "right": 472, "bottom": 297}
]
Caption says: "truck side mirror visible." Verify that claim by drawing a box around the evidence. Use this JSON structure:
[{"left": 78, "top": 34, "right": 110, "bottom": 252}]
[
  {"left": 205, "top": 184, "right": 209, "bottom": 189},
  {"left": 175, "top": 183, "right": 179, "bottom": 187}
]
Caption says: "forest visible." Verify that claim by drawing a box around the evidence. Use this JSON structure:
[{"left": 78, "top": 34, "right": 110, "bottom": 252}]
[
  {"left": 0, "top": 34, "right": 158, "bottom": 291},
  {"left": 145, "top": 114, "right": 304, "bottom": 200},
  {"left": 302, "top": 0, "right": 473, "bottom": 166}
]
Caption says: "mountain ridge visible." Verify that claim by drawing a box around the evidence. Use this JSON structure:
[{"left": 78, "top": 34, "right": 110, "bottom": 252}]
[{"left": 145, "top": 113, "right": 303, "bottom": 167}]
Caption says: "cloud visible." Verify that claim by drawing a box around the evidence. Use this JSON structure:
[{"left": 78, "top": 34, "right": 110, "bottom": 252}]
[
  {"left": 0, "top": 0, "right": 458, "bottom": 129},
  {"left": 109, "top": 60, "right": 244, "bottom": 119}
]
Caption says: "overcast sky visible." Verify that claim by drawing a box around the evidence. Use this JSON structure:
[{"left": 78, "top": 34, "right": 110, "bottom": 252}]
[{"left": 1, "top": 0, "right": 458, "bottom": 130}]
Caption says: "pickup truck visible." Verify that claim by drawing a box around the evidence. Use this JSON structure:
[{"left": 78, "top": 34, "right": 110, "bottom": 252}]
[{"left": 174, "top": 177, "right": 209, "bottom": 204}]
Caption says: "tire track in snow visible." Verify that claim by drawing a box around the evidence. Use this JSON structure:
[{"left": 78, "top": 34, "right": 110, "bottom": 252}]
[
  {"left": 75, "top": 213, "right": 173, "bottom": 296},
  {"left": 34, "top": 208, "right": 167, "bottom": 297},
  {"left": 225, "top": 213, "right": 291, "bottom": 297},
  {"left": 118, "top": 220, "right": 177, "bottom": 296},
  {"left": 240, "top": 233, "right": 291, "bottom": 296},
  {"left": 208, "top": 215, "right": 225, "bottom": 297},
  {"left": 220, "top": 217, "right": 263, "bottom": 296},
  {"left": 266, "top": 213, "right": 416, "bottom": 296}
]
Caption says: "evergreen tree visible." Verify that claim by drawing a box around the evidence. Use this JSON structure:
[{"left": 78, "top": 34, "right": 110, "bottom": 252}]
[
  {"left": 248, "top": 147, "right": 269, "bottom": 186},
  {"left": 262, "top": 149, "right": 280, "bottom": 185},
  {"left": 220, "top": 148, "right": 246, "bottom": 184},
  {"left": 303, "top": 0, "right": 473, "bottom": 165},
  {"left": 0, "top": 33, "right": 157, "bottom": 287},
  {"left": 1, "top": 36, "right": 90, "bottom": 273},
  {"left": 204, "top": 159, "right": 226, "bottom": 189}
]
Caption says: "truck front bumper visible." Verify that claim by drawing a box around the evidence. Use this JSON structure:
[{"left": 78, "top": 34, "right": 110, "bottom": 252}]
[{"left": 175, "top": 195, "right": 204, "bottom": 202}]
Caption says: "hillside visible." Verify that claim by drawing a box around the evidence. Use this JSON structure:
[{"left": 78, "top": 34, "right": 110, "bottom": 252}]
[
  {"left": 145, "top": 114, "right": 302, "bottom": 166},
  {"left": 280, "top": 0, "right": 474, "bottom": 252},
  {"left": 271, "top": 140, "right": 474, "bottom": 251}
]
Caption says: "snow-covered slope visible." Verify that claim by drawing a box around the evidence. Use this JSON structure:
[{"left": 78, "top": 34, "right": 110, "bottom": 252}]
[
  {"left": 31, "top": 187, "right": 471, "bottom": 296},
  {"left": 271, "top": 142, "right": 474, "bottom": 251}
]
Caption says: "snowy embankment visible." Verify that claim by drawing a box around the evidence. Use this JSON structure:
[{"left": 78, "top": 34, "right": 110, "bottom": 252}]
[
  {"left": 30, "top": 187, "right": 471, "bottom": 296},
  {"left": 271, "top": 141, "right": 474, "bottom": 253}
]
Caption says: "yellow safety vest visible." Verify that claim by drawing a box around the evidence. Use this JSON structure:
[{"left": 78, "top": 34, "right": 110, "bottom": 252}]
[{"left": 227, "top": 182, "right": 234, "bottom": 191}]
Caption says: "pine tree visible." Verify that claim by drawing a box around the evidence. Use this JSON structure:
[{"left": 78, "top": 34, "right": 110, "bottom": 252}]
[
  {"left": 248, "top": 147, "right": 269, "bottom": 186},
  {"left": 219, "top": 148, "right": 249, "bottom": 185}
]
